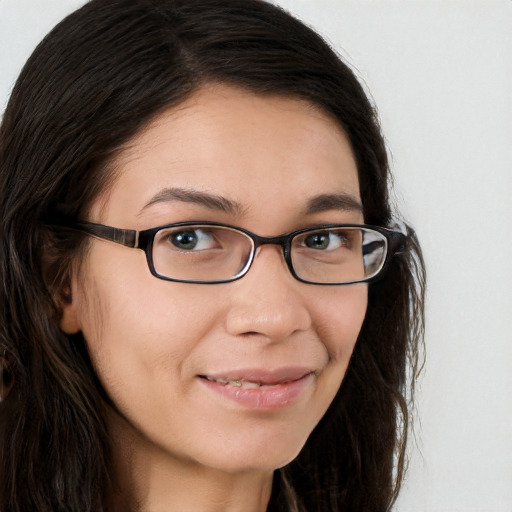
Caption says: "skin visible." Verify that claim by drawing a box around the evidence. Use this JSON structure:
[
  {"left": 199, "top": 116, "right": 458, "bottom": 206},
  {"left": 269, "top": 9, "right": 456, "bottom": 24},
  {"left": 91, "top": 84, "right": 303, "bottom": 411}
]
[{"left": 61, "top": 85, "right": 368, "bottom": 512}]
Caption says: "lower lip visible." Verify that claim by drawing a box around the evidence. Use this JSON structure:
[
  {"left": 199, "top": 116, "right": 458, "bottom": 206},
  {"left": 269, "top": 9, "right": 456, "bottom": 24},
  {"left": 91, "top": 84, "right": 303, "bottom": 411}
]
[{"left": 199, "top": 374, "right": 314, "bottom": 411}]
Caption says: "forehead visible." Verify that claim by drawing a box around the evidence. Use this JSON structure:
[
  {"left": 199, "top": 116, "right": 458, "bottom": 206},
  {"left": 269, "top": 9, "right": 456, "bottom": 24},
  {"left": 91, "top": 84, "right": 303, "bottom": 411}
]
[{"left": 92, "top": 85, "right": 361, "bottom": 227}]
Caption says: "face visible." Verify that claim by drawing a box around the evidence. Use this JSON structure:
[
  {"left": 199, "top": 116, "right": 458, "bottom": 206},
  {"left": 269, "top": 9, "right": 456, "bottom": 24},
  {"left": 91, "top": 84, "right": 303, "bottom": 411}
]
[{"left": 62, "top": 85, "right": 367, "bottom": 476}]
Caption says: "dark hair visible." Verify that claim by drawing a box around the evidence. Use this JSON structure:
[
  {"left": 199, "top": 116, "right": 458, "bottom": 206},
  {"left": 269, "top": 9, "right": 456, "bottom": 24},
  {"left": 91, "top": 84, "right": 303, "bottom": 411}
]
[{"left": 0, "top": 1, "right": 425, "bottom": 510}]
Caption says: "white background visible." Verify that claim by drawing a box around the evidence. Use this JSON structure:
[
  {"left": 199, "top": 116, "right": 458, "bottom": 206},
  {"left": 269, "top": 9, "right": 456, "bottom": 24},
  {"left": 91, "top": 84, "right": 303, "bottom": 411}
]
[{"left": 1, "top": 1, "right": 511, "bottom": 511}]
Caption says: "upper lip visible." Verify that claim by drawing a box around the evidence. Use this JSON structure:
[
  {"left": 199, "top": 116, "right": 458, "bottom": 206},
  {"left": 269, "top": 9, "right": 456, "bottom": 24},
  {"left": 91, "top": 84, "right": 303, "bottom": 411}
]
[{"left": 199, "top": 366, "right": 314, "bottom": 385}]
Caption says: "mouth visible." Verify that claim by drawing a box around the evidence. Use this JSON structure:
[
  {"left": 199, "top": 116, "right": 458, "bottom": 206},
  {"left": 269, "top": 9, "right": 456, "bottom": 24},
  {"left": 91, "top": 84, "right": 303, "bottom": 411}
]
[
  {"left": 199, "top": 366, "right": 313, "bottom": 386},
  {"left": 198, "top": 368, "right": 315, "bottom": 410},
  {"left": 201, "top": 376, "right": 279, "bottom": 389}
]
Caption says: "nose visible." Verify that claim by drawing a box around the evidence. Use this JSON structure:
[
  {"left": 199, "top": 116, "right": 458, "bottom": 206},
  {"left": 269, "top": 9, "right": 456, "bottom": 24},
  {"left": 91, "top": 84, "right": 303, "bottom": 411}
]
[{"left": 225, "top": 245, "right": 312, "bottom": 342}]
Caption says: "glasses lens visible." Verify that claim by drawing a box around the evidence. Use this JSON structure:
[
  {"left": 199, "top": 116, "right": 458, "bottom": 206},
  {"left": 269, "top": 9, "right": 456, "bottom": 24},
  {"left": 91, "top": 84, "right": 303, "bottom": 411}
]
[
  {"left": 290, "top": 227, "right": 388, "bottom": 284},
  {"left": 151, "top": 225, "right": 253, "bottom": 282}
]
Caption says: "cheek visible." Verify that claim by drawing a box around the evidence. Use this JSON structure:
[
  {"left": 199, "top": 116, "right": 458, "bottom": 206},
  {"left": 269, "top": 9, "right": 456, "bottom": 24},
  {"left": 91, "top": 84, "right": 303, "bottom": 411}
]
[
  {"left": 73, "top": 249, "right": 219, "bottom": 400},
  {"left": 313, "top": 284, "right": 368, "bottom": 362}
]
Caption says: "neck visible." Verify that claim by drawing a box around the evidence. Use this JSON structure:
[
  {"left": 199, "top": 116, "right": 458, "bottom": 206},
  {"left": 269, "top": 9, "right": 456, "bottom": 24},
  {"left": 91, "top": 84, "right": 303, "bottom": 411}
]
[{"left": 107, "top": 412, "right": 274, "bottom": 512}]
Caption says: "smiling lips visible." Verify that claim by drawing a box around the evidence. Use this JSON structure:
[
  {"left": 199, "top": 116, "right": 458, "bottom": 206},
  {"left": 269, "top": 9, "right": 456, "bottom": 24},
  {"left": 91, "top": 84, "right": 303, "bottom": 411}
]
[{"left": 199, "top": 367, "right": 315, "bottom": 410}]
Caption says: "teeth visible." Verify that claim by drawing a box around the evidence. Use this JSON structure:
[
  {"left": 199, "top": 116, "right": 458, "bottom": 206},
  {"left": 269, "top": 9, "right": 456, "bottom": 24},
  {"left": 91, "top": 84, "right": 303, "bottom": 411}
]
[
  {"left": 206, "top": 376, "right": 264, "bottom": 389},
  {"left": 238, "top": 381, "right": 260, "bottom": 389}
]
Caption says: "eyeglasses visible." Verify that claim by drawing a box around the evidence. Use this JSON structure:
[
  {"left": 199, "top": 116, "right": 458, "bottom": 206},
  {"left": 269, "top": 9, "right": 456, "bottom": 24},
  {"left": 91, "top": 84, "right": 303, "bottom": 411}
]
[{"left": 68, "top": 221, "right": 405, "bottom": 285}]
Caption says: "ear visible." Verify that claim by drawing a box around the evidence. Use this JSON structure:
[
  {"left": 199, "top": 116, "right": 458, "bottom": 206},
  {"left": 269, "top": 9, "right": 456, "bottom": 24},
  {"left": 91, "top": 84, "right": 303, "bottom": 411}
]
[{"left": 59, "top": 283, "right": 82, "bottom": 335}]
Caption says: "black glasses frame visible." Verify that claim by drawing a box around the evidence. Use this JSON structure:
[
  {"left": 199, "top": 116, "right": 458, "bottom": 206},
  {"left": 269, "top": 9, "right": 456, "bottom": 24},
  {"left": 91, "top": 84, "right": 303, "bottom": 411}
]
[{"left": 67, "top": 220, "right": 406, "bottom": 285}]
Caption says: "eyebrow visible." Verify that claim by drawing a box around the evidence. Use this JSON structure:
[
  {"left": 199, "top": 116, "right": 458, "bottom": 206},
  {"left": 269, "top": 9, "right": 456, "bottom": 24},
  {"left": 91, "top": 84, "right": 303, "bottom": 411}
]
[
  {"left": 139, "top": 187, "right": 245, "bottom": 216},
  {"left": 139, "top": 187, "right": 363, "bottom": 218},
  {"left": 304, "top": 193, "right": 363, "bottom": 215}
]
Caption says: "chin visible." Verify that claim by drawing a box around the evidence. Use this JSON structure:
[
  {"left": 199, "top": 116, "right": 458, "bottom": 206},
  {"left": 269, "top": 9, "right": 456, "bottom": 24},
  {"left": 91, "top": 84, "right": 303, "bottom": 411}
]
[{"left": 193, "top": 429, "right": 309, "bottom": 475}]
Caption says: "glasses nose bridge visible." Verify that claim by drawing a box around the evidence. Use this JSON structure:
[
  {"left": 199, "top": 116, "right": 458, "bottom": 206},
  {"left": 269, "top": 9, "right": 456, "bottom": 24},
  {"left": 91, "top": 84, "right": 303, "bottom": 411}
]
[
  {"left": 251, "top": 232, "right": 291, "bottom": 254},
  {"left": 249, "top": 232, "right": 293, "bottom": 268}
]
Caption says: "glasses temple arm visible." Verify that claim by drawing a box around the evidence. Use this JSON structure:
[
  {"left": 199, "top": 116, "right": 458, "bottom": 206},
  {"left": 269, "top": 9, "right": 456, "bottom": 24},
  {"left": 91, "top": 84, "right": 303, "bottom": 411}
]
[
  {"left": 74, "top": 222, "right": 139, "bottom": 248},
  {"left": 389, "top": 231, "right": 407, "bottom": 254}
]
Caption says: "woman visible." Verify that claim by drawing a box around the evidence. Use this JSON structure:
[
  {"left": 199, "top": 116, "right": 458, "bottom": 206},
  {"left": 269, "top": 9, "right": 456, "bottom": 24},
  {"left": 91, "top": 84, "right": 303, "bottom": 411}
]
[{"left": 0, "top": 0, "right": 425, "bottom": 511}]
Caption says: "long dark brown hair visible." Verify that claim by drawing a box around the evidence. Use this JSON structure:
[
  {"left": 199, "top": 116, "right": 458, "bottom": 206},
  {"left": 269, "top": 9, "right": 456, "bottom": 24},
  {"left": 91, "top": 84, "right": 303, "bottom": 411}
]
[{"left": 0, "top": 1, "right": 425, "bottom": 510}]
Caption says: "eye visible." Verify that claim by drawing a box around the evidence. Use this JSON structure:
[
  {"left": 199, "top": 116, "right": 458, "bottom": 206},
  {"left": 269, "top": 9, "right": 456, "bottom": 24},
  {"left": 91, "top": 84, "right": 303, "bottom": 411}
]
[
  {"left": 304, "top": 231, "right": 345, "bottom": 251},
  {"left": 170, "top": 229, "right": 216, "bottom": 250}
]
